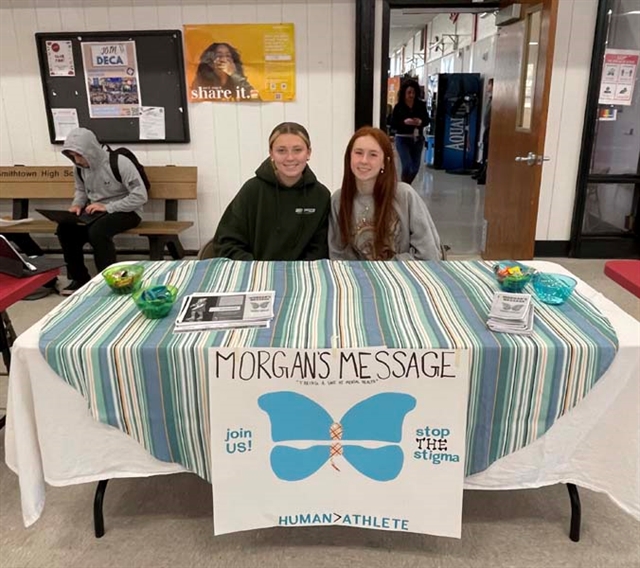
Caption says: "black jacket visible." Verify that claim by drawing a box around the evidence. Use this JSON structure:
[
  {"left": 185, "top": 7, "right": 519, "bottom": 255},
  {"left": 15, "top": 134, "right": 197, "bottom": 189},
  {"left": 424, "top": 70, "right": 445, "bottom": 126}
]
[
  {"left": 391, "top": 100, "right": 429, "bottom": 136},
  {"left": 212, "top": 159, "right": 331, "bottom": 261}
]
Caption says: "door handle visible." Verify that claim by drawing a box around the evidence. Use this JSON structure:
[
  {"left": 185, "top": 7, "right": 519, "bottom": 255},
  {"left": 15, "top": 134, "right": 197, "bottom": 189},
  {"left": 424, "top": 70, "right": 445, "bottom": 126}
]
[
  {"left": 515, "top": 152, "right": 550, "bottom": 166},
  {"left": 515, "top": 152, "right": 536, "bottom": 166}
]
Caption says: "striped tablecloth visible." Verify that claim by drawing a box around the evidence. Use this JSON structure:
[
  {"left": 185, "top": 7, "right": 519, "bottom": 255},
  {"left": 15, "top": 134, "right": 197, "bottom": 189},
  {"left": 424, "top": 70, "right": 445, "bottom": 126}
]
[{"left": 39, "top": 259, "right": 618, "bottom": 479}]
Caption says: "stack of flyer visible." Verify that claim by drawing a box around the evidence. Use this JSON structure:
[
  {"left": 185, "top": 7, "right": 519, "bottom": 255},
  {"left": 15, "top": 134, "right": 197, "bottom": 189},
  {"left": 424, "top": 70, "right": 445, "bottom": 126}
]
[
  {"left": 487, "top": 292, "right": 534, "bottom": 336},
  {"left": 174, "top": 291, "right": 275, "bottom": 332}
]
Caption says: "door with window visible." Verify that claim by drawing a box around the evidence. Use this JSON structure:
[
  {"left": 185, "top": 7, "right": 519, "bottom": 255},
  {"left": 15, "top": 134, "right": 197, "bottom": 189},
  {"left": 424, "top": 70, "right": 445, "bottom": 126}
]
[
  {"left": 483, "top": 0, "right": 558, "bottom": 259},
  {"left": 570, "top": 0, "right": 640, "bottom": 258}
]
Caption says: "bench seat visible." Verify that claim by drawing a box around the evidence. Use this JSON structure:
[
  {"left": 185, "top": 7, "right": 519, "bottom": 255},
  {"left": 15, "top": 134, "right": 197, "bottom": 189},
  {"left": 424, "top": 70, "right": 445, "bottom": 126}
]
[{"left": 1, "top": 165, "right": 197, "bottom": 260}]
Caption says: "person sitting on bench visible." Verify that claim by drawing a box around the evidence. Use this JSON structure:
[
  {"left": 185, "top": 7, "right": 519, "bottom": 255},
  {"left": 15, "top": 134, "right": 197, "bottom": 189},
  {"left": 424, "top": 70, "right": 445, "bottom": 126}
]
[{"left": 58, "top": 128, "right": 148, "bottom": 295}]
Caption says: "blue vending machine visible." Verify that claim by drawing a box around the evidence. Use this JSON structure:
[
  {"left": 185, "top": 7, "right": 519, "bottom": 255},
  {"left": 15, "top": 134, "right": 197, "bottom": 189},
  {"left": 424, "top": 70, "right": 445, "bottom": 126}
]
[{"left": 432, "top": 73, "right": 482, "bottom": 172}]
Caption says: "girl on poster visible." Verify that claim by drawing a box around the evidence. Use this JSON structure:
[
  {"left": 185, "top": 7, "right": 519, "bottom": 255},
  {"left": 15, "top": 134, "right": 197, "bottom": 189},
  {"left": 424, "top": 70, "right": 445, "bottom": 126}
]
[{"left": 191, "top": 42, "right": 259, "bottom": 101}]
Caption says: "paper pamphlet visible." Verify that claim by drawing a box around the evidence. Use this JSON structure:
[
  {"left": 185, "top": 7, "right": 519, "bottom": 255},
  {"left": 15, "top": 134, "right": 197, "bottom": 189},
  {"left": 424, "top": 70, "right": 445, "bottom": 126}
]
[
  {"left": 52, "top": 108, "right": 79, "bottom": 141},
  {"left": 174, "top": 291, "right": 275, "bottom": 332}
]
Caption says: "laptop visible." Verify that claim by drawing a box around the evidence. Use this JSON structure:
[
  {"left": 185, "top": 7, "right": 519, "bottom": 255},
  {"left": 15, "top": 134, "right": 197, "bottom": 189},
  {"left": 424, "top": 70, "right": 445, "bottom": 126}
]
[
  {"left": 36, "top": 209, "right": 107, "bottom": 226},
  {"left": 0, "top": 235, "right": 66, "bottom": 278}
]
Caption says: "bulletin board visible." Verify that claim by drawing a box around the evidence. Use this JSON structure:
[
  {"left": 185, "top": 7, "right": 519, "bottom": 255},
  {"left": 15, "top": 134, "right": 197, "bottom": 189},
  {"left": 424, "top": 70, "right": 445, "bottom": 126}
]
[{"left": 35, "top": 30, "right": 190, "bottom": 144}]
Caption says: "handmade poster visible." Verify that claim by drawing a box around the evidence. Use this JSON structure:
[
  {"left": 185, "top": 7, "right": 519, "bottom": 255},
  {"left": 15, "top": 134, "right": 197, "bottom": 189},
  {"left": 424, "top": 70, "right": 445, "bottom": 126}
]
[
  {"left": 81, "top": 41, "right": 141, "bottom": 118},
  {"left": 51, "top": 108, "right": 79, "bottom": 141},
  {"left": 599, "top": 49, "right": 639, "bottom": 106},
  {"left": 209, "top": 347, "right": 470, "bottom": 537},
  {"left": 46, "top": 40, "right": 75, "bottom": 76},
  {"left": 183, "top": 24, "right": 295, "bottom": 103}
]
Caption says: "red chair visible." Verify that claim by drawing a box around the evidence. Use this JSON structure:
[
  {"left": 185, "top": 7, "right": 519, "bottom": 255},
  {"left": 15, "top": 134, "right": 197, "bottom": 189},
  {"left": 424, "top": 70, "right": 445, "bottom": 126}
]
[{"left": 604, "top": 260, "right": 640, "bottom": 299}]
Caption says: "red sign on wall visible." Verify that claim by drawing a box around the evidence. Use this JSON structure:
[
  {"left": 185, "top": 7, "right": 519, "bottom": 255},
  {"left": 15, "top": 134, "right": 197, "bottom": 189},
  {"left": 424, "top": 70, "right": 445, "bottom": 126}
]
[{"left": 599, "top": 49, "right": 639, "bottom": 106}]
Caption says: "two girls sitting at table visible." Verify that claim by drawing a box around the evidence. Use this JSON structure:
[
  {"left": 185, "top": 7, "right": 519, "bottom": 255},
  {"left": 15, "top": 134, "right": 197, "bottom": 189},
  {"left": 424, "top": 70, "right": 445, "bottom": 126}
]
[{"left": 211, "top": 123, "right": 441, "bottom": 261}]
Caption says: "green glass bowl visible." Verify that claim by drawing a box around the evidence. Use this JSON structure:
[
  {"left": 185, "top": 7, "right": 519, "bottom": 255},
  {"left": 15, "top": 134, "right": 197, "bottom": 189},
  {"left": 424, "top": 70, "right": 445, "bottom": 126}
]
[
  {"left": 132, "top": 285, "right": 178, "bottom": 319},
  {"left": 102, "top": 263, "right": 145, "bottom": 295},
  {"left": 532, "top": 273, "right": 577, "bottom": 305},
  {"left": 493, "top": 261, "right": 536, "bottom": 293}
]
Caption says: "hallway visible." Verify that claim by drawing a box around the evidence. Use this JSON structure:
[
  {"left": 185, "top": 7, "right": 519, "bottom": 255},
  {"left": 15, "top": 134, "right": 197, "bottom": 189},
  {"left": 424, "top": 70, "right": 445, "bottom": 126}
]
[{"left": 412, "top": 166, "right": 485, "bottom": 256}]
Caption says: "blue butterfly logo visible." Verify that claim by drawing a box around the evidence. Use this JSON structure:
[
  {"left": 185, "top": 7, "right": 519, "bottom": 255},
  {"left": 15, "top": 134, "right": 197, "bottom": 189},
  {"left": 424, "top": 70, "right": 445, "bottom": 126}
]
[{"left": 258, "top": 392, "right": 416, "bottom": 482}]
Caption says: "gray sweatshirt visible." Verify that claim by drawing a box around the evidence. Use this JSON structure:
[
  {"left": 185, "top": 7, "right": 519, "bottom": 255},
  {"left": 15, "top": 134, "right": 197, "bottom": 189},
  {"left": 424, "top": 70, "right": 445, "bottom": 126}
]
[
  {"left": 62, "top": 128, "right": 147, "bottom": 217},
  {"left": 329, "top": 182, "right": 442, "bottom": 261}
]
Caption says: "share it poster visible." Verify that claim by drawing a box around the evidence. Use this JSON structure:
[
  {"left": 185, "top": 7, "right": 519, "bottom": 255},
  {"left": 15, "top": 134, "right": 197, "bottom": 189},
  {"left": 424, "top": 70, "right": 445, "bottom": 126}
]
[
  {"left": 184, "top": 24, "right": 295, "bottom": 103},
  {"left": 209, "top": 348, "right": 470, "bottom": 537}
]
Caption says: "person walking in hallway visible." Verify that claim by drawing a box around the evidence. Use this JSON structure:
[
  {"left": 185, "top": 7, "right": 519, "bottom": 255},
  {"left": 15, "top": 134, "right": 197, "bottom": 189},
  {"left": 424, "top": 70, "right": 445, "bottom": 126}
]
[{"left": 391, "top": 79, "right": 429, "bottom": 185}]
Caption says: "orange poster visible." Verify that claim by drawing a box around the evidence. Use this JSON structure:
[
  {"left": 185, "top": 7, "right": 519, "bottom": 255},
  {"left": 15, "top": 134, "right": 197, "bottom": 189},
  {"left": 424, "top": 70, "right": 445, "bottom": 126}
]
[{"left": 184, "top": 23, "right": 296, "bottom": 103}]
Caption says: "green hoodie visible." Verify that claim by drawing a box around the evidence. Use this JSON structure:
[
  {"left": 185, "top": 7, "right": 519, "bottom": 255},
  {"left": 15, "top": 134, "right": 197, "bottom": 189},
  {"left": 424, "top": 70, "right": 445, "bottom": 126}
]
[{"left": 212, "top": 158, "right": 331, "bottom": 261}]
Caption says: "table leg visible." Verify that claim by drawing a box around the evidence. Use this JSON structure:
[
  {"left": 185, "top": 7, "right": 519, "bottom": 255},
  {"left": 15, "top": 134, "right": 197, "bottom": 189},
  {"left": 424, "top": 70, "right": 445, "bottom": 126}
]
[
  {"left": 566, "top": 483, "right": 581, "bottom": 542},
  {"left": 94, "top": 479, "right": 110, "bottom": 538}
]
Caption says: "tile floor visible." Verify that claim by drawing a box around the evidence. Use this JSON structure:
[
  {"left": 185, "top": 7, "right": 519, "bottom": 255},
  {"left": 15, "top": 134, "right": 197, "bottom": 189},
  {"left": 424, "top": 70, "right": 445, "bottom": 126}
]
[{"left": 406, "top": 160, "right": 485, "bottom": 256}]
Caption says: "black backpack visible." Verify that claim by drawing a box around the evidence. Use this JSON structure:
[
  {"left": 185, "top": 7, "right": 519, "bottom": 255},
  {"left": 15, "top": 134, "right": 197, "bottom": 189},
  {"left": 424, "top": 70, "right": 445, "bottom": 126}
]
[{"left": 76, "top": 146, "right": 151, "bottom": 190}]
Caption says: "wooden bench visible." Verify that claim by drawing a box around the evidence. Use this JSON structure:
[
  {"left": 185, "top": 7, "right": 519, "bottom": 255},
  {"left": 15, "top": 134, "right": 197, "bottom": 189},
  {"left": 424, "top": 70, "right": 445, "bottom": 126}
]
[{"left": 0, "top": 165, "right": 197, "bottom": 260}]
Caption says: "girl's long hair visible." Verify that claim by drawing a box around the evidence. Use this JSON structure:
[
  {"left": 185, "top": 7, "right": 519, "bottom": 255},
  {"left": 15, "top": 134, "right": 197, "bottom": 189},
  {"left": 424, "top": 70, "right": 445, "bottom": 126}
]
[
  {"left": 338, "top": 127, "right": 397, "bottom": 260},
  {"left": 196, "top": 43, "right": 246, "bottom": 84}
]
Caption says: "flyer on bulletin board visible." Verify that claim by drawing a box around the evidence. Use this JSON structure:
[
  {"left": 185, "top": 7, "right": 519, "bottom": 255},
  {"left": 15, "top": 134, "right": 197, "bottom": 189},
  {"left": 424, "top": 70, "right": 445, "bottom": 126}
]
[
  {"left": 45, "top": 40, "right": 75, "bottom": 76},
  {"left": 183, "top": 23, "right": 296, "bottom": 103},
  {"left": 81, "top": 41, "right": 141, "bottom": 118}
]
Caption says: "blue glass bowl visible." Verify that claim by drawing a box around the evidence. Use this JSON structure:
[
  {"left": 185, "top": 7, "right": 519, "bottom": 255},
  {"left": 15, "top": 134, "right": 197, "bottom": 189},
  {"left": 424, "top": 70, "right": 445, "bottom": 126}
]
[
  {"left": 532, "top": 273, "right": 576, "bottom": 305},
  {"left": 493, "top": 261, "right": 536, "bottom": 293}
]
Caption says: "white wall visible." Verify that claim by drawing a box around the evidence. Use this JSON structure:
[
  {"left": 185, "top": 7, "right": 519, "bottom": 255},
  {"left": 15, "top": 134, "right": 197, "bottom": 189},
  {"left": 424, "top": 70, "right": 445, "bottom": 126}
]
[
  {"left": 536, "top": 0, "right": 598, "bottom": 241},
  {"left": 427, "top": 13, "right": 474, "bottom": 63},
  {"left": 425, "top": 13, "right": 495, "bottom": 78},
  {"left": 0, "top": 0, "right": 355, "bottom": 251}
]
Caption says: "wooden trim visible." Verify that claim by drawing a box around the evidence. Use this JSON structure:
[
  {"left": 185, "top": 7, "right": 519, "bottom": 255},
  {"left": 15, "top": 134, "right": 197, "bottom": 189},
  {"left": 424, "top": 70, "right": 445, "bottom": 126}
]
[
  {"left": 0, "top": 166, "right": 197, "bottom": 183},
  {"left": 1, "top": 183, "right": 197, "bottom": 200},
  {"left": 2, "top": 185, "right": 75, "bottom": 198},
  {"left": 525, "top": 0, "right": 559, "bottom": 259},
  {"left": 145, "top": 184, "right": 197, "bottom": 200},
  {"left": 0, "top": 220, "right": 193, "bottom": 236},
  {"left": 0, "top": 166, "right": 198, "bottom": 199}
]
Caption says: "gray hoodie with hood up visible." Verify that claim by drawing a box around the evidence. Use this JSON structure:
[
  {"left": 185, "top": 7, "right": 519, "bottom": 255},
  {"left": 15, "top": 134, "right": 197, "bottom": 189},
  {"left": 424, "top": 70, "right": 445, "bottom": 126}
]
[{"left": 62, "top": 128, "right": 147, "bottom": 217}]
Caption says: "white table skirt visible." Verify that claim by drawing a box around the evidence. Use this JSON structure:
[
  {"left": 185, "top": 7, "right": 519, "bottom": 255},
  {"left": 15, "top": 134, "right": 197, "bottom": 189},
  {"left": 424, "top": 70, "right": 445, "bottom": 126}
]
[{"left": 4, "top": 261, "right": 640, "bottom": 527}]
